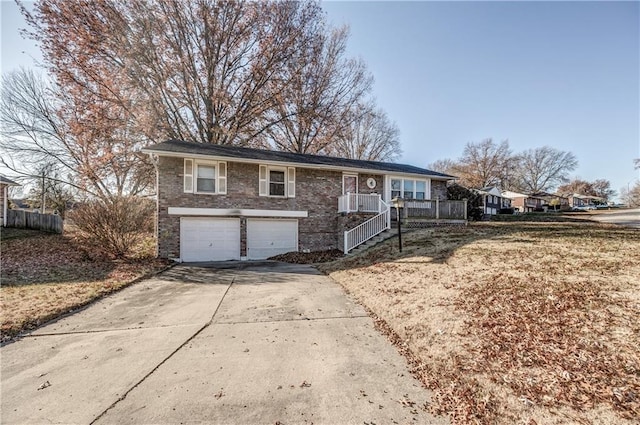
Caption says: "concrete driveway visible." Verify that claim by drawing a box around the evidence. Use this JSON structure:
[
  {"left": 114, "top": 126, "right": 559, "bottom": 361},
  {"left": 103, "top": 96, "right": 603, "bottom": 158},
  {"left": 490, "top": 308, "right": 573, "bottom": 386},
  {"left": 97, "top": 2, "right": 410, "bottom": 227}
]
[{"left": 1, "top": 262, "right": 447, "bottom": 425}]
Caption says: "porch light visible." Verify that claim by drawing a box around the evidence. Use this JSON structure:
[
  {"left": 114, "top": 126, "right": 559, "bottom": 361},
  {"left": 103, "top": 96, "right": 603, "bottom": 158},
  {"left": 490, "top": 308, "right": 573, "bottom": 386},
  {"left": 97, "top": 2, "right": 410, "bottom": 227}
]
[{"left": 391, "top": 197, "right": 404, "bottom": 252}]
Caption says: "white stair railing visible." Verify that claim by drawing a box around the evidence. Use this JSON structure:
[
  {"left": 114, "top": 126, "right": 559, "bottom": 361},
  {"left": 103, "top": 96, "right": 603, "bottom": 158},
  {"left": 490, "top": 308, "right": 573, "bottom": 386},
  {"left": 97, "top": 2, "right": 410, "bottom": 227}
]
[
  {"left": 337, "top": 193, "right": 381, "bottom": 213},
  {"left": 343, "top": 198, "right": 391, "bottom": 253}
]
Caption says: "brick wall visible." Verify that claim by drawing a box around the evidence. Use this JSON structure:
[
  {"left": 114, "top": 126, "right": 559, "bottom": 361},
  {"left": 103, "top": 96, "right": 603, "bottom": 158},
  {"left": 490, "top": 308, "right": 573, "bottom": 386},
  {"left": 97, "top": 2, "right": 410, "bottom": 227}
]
[
  {"left": 157, "top": 157, "right": 345, "bottom": 259},
  {"left": 431, "top": 180, "right": 448, "bottom": 200}
]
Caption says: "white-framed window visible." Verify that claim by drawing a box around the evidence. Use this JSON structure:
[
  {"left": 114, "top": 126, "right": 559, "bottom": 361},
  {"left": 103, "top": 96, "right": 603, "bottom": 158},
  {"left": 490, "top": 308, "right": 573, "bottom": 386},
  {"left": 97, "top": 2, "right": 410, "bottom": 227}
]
[
  {"left": 183, "top": 158, "right": 227, "bottom": 195},
  {"left": 390, "top": 177, "right": 429, "bottom": 200},
  {"left": 259, "top": 165, "right": 295, "bottom": 198}
]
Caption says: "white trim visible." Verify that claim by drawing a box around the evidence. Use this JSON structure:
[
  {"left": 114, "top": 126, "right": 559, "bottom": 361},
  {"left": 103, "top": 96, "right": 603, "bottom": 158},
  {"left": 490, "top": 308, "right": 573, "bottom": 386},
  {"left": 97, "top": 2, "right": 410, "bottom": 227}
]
[
  {"left": 388, "top": 176, "right": 430, "bottom": 200},
  {"left": 168, "top": 207, "right": 308, "bottom": 218},
  {"left": 144, "top": 150, "right": 452, "bottom": 181},
  {"left": 194, "top": 159, "right": 218, "bottom": 195},
  {"left": 342, "top": 173, "right": 358, "bottom": 195}
]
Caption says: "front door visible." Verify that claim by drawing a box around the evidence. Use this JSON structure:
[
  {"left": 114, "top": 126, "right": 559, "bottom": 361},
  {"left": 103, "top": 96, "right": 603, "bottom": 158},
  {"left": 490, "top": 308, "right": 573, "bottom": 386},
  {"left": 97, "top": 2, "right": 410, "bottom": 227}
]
[{"left": 343, "top": 175, "right": 358, "bottom": 195}]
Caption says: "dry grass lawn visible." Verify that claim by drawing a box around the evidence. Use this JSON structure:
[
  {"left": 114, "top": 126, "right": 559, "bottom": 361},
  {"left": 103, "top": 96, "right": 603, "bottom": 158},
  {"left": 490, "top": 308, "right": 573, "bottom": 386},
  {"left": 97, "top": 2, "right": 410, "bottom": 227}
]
[
  {"left": 0, "top": 227, "right": 168, "bottom": 342},
  {"left": 319, "top": 220, "right": 640, "bottom": 424}
]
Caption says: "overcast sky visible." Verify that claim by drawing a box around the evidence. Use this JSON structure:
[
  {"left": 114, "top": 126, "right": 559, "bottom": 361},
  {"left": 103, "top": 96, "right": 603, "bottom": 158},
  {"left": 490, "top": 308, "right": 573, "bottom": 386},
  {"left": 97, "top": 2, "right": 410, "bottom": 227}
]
[{"left": 2, "top": 1, "right": 639, "bottom": 200}]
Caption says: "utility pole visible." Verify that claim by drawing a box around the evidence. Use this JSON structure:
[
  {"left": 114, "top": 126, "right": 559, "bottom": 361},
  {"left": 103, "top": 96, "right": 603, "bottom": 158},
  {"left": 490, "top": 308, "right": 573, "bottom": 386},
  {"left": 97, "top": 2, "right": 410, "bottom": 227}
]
[{"left": 41, "top": 171, "right": 46, "bottom": 213}]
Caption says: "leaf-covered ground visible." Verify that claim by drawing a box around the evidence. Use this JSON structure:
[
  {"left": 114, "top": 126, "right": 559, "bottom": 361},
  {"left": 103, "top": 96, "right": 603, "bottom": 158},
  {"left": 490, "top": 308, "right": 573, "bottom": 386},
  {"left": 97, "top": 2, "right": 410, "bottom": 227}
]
[
  {"left": 0, "top": 228, "right": 169, "bottom": 342},
  {"left": 320, "top": 220, "right": 640, "bottom": 424}
]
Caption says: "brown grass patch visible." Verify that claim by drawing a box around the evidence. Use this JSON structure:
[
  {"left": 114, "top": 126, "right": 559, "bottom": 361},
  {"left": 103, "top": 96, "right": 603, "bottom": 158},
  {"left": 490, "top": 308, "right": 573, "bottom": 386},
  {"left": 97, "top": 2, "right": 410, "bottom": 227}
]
[
  {"left": 1, "top": 227, "right": 169, "bottom": 342},
  {"left": 320, "top": 221, "right": 640, "bottom": 424}
]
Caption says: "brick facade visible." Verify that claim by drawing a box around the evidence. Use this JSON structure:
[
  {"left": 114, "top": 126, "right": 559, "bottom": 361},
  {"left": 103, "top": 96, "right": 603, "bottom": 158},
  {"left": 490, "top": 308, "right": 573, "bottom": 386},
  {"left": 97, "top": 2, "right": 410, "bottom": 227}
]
[
  {"left": 430, "top": 180, "right": 448, "bottom": 200},
  {"left": 156, "top": 155, "right": 449, "bottom": 259},
  {"left": 158, "top": 156, "right": 387, "bottom": 259}
]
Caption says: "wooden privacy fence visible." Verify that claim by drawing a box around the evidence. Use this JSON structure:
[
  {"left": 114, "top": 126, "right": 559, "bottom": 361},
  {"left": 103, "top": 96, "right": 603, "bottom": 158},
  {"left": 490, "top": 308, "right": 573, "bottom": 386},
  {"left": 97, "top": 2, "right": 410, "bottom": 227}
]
[
  {"left": 5, "top": 210, "right": 63, "bottom": 234},
  {"left": 404, "top": 199, "right": 468, "bottom": 220}
]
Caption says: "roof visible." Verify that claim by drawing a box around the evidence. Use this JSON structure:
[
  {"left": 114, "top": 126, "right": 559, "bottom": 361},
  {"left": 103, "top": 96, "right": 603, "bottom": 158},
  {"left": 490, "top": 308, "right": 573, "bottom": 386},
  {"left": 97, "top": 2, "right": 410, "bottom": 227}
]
[
  {"left": 0, "top": 175, "right": 19, "bottom": 186},
  {"left": 477, "top": 186, "right": 503, "bottom": 196},
  {"left": 142, "top": 139, "right": 456, "bottom": 180}
]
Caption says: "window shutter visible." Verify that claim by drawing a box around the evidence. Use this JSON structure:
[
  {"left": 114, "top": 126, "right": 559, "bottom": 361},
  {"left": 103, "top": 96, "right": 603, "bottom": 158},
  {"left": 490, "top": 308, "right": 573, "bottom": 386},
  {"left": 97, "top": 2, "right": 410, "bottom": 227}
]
[
  {"left": 287, "top": 167, "right": 295, "bottom": 198},
  {"left": 259, "top": 165, "right": 268, "bottom": 196},
  {"left": 218, "top": 162, "right": 227, "bottom": 194},
  {"left": 184, "top": 159, "right": 193, "bottom": 193}
]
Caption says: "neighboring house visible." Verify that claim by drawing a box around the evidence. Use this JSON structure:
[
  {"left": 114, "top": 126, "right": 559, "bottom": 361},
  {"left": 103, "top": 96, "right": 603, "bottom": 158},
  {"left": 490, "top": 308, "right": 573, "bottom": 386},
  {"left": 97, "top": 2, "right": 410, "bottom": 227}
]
[
  {"left": 567, "top": 193, "right": 605, "bottom": 208},
  {"left": 474, "top": 186, "right": 504, "bottom": 215},
  {"left": 502, "top": 190, "right": 546, "bottom": 212},
  {"left": 1, "top": 176, "right": 19, "bottom": 227},
  {"left": 531, "top": 191, "right": 570, "bottom": 211},
  {"left": 143, "top": 139, "right": 456, "bottom": 262}
]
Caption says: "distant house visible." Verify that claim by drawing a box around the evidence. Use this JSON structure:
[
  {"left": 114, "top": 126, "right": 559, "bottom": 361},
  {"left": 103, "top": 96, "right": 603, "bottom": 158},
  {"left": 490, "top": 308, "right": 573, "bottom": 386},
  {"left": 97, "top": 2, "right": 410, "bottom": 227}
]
[
  {"left": 474, "top": 186, "right": 505, "bottom": 215},
  {"left": 1, "top": 176, "right": 19, "bottom": 227},
  {"left": 531, "top": 191, "right": 570, "bottom": 211},
  {"left": 567, "top": 193, "right": 605, "bottom": 208},
  {"left": 502, "top": 190, "right": 545, "bottom": 213}
]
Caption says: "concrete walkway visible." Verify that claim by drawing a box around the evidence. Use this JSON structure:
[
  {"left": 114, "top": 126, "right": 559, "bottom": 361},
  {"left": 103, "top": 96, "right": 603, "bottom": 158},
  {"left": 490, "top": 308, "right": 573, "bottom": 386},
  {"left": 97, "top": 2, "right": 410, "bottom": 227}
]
[{"left": 1, "top": 262, "right": 447, "bottom": 425}]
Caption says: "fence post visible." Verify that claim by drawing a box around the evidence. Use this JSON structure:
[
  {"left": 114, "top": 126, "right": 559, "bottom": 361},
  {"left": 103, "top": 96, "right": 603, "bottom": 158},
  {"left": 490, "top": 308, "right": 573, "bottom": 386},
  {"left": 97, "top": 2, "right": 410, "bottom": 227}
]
[
  {"left": 463, "top": 199, "right": 468, "bottom": 220},
  {"left": 436, "top": 199, "right": 440, "bottom": 219}
]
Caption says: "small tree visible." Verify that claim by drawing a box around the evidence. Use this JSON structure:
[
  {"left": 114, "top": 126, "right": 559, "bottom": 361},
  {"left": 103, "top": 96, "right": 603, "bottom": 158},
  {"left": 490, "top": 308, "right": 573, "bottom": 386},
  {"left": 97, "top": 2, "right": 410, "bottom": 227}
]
[{"left": 69, "top": 196, "right": 154, "bottom": 258}]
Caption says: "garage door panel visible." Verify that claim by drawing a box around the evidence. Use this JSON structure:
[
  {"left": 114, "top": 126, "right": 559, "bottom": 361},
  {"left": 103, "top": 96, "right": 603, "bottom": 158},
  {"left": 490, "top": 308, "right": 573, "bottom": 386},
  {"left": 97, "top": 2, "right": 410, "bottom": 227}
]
[
  {"left": 247, "top": 219, "right": 297, "bottom": 260},
  {"left": 181, "top": 218, "right": 240, "bottom": 262}
]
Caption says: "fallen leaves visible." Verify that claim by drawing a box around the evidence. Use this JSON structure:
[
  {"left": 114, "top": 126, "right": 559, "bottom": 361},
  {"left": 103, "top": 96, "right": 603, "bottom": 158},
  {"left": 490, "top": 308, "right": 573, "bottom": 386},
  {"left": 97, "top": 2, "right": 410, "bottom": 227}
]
[
  {"left": 325, "top": 220, "right": 640, "bottom": 424},
  {"left": 0, "top": 227, "right": 169, "bottom": 341}
]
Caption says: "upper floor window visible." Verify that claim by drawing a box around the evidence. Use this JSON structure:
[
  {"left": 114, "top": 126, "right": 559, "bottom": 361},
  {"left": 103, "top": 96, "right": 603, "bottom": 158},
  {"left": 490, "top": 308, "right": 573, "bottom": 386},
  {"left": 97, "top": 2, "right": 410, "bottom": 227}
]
[
  {"left": 183, "top": 159, "right": 227, "bottom": 195},
  {"left": 259, "top": 165, "right": 295, "bottom": 198}
]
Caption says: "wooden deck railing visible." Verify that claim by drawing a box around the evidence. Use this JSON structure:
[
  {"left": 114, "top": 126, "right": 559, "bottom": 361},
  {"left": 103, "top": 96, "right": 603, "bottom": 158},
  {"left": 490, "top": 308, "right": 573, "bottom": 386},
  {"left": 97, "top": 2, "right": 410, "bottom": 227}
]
[{"left": 404, "top": 199, "right": 467, "bottom": 220}]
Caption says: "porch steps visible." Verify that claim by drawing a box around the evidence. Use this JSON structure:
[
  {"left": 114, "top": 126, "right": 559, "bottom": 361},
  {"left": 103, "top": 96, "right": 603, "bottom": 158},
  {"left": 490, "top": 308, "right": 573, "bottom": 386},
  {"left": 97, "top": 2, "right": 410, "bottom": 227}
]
[{"left": 345, "top": 227, "right": 399, "bottom": 256}]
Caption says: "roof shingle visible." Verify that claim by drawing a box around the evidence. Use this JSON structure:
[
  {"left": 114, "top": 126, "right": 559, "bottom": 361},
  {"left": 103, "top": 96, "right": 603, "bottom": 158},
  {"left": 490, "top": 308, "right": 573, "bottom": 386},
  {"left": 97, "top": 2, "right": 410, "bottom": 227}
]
[{"left": 143, "top": 139, "right": 456, "bottom": 180}]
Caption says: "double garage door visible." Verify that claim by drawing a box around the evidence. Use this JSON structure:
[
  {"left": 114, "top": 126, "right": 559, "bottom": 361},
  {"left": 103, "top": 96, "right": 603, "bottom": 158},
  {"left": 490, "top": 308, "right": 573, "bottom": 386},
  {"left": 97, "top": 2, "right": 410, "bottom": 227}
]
[{"left": 180, "top": 218, "right": 298, "bottom": 262}]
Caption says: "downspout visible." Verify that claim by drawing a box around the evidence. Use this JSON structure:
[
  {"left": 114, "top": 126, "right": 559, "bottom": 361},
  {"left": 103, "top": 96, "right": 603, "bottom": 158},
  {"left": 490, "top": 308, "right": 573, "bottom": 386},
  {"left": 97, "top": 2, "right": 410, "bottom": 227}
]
[
  {"left": 3, "top": 185, "right": 7, "bottom": 227},
  {"left": 148, "top": 153, "right": 160, "bottom": 257}
]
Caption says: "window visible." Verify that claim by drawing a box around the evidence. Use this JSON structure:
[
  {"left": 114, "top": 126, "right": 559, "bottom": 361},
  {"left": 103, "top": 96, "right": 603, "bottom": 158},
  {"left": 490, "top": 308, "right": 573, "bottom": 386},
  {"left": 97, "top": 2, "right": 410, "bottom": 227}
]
[
  {"left": 197, "top": 164, "right": 216, "bottom": 193},
  {"left": 390, "top": 177, "right": 429, "bottom": 200},
  {"left": 391, "top": 179, "right": 401, "bottom": 199},
  {"left": 269, "top": 169, "right": 285, "bottom": 196},
  {"left": 403, "top": 180, "right": 414, "bottom": 199},
  {"left": 415, "top": 181, "right": 426, "bottom": 200},
  {"left": 183, "top": 159, "right": 227, "bottom": 194},
  {"left": 259, "top": 165, "right": 295, "bottom": 198}
]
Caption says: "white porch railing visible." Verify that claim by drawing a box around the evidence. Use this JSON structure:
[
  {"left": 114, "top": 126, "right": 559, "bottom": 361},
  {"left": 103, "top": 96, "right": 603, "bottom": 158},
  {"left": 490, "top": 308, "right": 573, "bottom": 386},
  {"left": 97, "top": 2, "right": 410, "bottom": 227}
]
[
  {"left": 344, "top": 199, "right": 391, "bottom": 253},
  {"left": 338, "top": 193, "right": 381, "bottom": 213}
]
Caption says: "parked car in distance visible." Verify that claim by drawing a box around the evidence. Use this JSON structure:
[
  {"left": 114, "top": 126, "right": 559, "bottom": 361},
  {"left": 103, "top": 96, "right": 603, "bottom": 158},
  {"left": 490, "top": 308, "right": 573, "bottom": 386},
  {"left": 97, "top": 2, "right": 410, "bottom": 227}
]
[{"left": 572, "top": 205, "right": 596, "bottom": 211}]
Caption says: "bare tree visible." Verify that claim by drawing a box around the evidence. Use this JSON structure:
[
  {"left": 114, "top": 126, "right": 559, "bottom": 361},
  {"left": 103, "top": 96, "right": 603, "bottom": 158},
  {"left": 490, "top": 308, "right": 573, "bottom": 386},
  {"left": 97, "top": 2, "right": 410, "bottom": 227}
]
[
  {"left": 558, "top": 178, "right": 615, "bottom": 201},
  {"left": 620, "top": 182, "right": 640, "bottom": 207},
  {"left": 452, "top": 139, "right": 512, "bottom": 189},
  {"left": 23, "top": 0, "right": 330, "bottom": 147},
  {"left": 427, "top": 159, "right": 458, "bottom": 175},
  {"left": 262, "top": 25, "right": 373, "bottom": 154},
  {"left": 332, "top": 101, "right": 401, "bottom": 162},
  {"left": 514, "top": 146, "right": 577, "bottom": 193},
  {"left": 0, "top": 68, "right": 153, "bottom": 200}
]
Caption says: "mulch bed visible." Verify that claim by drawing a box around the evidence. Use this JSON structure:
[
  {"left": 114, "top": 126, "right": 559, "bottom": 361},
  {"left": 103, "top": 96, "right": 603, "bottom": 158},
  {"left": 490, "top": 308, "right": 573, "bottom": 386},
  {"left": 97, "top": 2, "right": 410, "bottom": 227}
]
[{"left": 268, "top": 249, "right": 344, "bottom": 264}]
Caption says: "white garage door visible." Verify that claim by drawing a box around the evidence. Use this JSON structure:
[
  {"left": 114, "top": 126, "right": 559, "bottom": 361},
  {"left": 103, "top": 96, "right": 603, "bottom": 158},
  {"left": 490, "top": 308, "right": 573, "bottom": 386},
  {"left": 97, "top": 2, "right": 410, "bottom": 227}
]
[
  {"left": 247, "top": 219, "right": 298, "bottom": 260},
  {"left": 181, "top": 218, "right": 240, "bottom": 262}
]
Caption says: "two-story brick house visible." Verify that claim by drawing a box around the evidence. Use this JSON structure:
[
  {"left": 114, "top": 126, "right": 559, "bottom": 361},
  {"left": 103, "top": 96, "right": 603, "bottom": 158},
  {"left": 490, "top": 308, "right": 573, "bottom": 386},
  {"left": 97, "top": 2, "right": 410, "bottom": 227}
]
[{"left": 143, "top": 139, "right": 455, "bottom": 262}]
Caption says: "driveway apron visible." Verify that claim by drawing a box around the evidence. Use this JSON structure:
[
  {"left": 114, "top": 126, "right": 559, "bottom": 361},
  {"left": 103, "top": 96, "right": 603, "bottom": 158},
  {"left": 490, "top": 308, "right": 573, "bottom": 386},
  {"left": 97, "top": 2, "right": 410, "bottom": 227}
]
[{"left": 1, "top": 262, "right": 447, "bottom": 425}]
